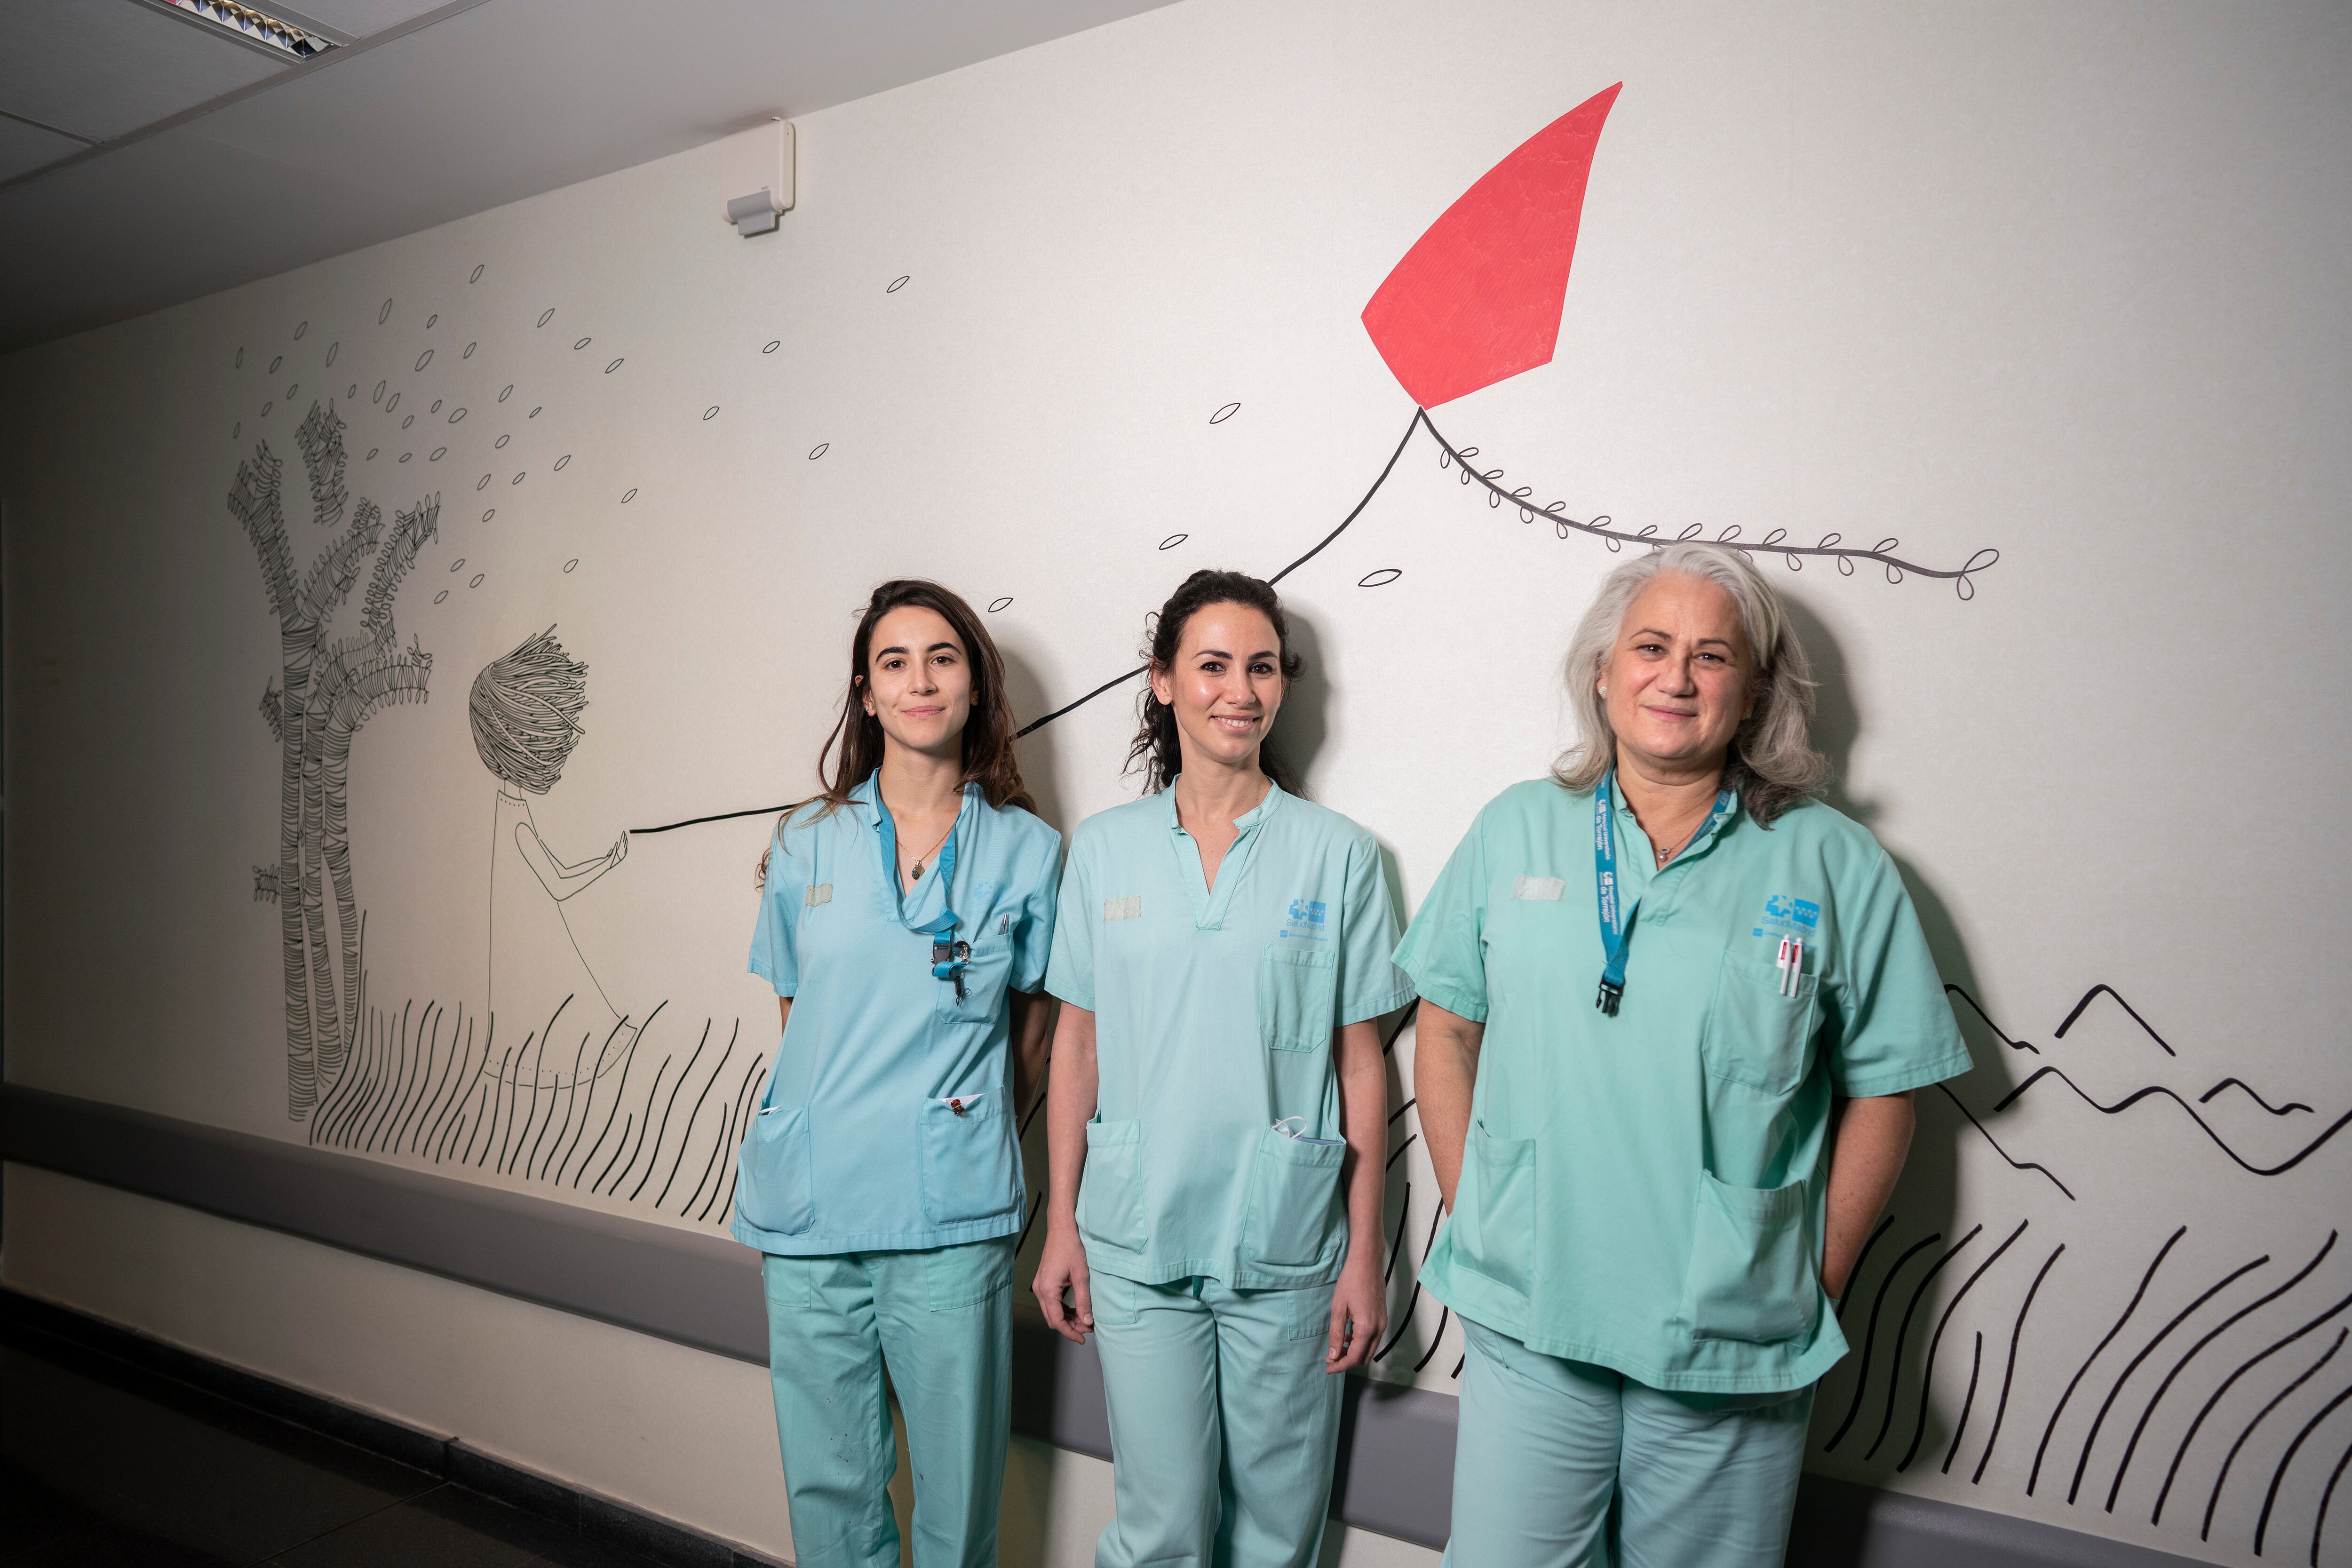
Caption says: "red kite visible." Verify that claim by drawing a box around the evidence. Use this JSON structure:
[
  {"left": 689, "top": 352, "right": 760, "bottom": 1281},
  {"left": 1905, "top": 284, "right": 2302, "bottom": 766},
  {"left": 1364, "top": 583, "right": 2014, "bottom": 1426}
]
[{"left": 1361, "top": 83, "right": 1621, "bottom": 408}]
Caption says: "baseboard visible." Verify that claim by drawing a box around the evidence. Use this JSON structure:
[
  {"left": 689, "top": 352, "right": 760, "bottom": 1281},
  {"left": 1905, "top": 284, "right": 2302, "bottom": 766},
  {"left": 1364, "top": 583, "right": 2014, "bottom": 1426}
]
[{"left": 0, "top": 1285, "right": 788, "bottom": 1568}]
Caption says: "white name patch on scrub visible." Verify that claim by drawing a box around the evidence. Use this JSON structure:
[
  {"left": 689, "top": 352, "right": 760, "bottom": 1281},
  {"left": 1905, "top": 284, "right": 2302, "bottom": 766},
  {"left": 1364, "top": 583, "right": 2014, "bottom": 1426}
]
[
  {"left": 804, "top": 883, "right": 833, "bottom": 907},
  {"left": 1104, "top": 896, "right": 1142, "bottom": 922},
  {"left": 1513, "top": 876, "right": 1566, "bottom": 901}
]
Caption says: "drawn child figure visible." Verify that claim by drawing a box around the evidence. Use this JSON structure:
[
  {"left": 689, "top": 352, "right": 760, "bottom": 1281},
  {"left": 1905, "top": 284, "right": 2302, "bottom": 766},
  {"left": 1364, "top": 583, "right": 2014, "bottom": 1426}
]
[{"left": 469, "top": 627, "right": 631, "bottom": 1087}]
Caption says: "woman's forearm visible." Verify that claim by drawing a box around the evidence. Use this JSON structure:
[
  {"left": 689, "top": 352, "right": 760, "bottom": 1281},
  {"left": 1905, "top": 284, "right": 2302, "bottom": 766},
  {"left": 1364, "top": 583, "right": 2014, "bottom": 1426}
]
[
  {"left": 1009, "top": 988, "right": 1056, "bottom": 1115},
  {"left": 1335, "top": 1017, "right": 1388, "bottom": 1266},
  {"left": 1413, "top": 1002, "right": 1484, "bottom": 1212},
  {"left": 1822, "top": 1091, "right": 1916, "bottom": 1298},
  {"left": 1043, "top": 1004, "right": 1099, "bottom": 1229}
]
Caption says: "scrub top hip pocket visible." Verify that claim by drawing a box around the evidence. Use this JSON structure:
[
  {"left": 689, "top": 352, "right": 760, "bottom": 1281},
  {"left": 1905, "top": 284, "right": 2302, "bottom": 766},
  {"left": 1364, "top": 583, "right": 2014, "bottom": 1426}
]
[
  {"left": 939, "top": 936, "right": 1014, "bottom": 1024},
  {"left": 1238, "top": 1122, "right": 1346, "bottom": 1274},
  {"left": 1078, "top": 1117, "right": 1148, "bottom": 1254},
  {"left": 1258, "top": 945, "right": 1337, "bottom": 1052},
  {"left": 920, "top": 1093, "right": 1021, "bottom": 1226},
  {"left": 737, "top": 1103, "right": 815, "bottom": 1235},
  {"left": 1701, "top": 950, "right": 1820, "bottom": 1097},
  {"left": 1450, "top": 1120, "right": 1537, "bottom": 1300},
  {"left": 1682, "top": 1170, "right": 1818, "bottom": 1344}
]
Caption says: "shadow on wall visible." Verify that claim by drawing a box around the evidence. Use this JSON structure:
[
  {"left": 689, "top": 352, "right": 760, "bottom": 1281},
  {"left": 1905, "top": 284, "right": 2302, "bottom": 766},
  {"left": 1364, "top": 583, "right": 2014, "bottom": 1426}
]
[{"left": 1783, "top": 592, "right": 1985, "bottom": 1478}]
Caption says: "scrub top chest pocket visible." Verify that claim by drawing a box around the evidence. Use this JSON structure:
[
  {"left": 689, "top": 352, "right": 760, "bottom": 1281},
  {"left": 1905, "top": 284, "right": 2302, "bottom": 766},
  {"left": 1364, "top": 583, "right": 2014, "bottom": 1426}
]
[
  {"left": 1700, "top": 947, "right": 1820, "bottom": 1097},
  {"left": 1257, "top": 946, "right": 1336, "bottom": 1052},
  {"left": 939, "top": 934, "right": 1015, "bottom": 1022}
]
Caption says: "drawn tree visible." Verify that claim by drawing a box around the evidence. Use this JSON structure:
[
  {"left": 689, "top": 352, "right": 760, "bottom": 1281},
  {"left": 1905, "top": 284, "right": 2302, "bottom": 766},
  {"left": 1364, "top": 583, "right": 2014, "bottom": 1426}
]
[{"left": 229, "top": 399, "right": 437, "bottom": 1118}]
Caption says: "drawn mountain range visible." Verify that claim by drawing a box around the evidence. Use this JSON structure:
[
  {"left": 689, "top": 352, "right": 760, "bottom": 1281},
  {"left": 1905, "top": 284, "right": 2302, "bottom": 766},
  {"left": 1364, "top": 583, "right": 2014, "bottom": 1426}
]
[{"left": 1941, "top": 985, "right": 2347, "bottom": 1191}]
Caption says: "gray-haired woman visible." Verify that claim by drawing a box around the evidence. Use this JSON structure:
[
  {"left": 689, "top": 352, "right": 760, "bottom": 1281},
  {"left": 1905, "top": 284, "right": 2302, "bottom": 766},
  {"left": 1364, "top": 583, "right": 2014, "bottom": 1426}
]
[{"left": 1395, "top": 543, "right": 1971, "bottom": 1568}]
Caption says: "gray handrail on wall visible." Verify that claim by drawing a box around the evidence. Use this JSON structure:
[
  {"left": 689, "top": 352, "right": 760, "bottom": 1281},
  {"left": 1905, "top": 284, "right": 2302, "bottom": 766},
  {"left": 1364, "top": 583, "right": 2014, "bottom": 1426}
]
[{"left": 0, "top": 1082, "right": 2198, "bottom": 1567}]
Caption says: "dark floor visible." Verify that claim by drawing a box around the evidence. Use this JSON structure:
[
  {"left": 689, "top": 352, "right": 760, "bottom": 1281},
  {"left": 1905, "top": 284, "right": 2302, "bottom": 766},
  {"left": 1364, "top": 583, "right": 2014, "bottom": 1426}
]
[{"left": 1, "top": 1317, "right": 667, "bottom": 1567}]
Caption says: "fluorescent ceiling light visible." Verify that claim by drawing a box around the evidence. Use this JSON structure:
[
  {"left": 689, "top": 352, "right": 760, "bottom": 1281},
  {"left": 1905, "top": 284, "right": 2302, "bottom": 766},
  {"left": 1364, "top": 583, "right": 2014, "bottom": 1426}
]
[{"left": 158, "top": 0, "right": 335, "bottom": 59}]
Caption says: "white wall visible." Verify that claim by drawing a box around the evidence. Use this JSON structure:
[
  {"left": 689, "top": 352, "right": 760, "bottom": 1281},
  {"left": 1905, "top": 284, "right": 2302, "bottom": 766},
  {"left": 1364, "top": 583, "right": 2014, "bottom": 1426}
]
[{"left": 5, "top": 3, "right": 2349, "bottom": 1565}]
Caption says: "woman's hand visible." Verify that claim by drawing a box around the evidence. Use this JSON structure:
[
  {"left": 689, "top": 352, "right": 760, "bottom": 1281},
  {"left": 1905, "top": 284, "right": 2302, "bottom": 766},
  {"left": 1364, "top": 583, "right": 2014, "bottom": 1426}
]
[
  {"left": 1033, "top": 1224, "right": 1095, "bottom": 1343},
  {"left": 1327, "top": 1255, "right": 1386, "bottom": 1372}
]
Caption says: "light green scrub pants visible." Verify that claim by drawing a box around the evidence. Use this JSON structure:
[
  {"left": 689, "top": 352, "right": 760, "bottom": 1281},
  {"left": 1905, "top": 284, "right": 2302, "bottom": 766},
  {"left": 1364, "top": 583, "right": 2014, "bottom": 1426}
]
[
  {"left": 1091, "top": 1270, "right": 1343, "bottom": 1568},
  {"left": 1446, "top": 1318, "right": 1814, "bottom": 1568},
  {"left": 761, "top": 1238, "right": 1014, "bottom": 1568}
]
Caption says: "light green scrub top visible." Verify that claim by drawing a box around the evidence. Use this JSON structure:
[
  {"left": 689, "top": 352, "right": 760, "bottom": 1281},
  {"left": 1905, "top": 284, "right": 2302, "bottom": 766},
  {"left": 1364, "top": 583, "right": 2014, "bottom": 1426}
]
[
  {"left": 731, "top": 774, "right": 1061, "bottom": 1256},
  {"left": 1394, "top": 778, "right": 1971, "bottom": 1393},
  {"left": 1046, "top": 781, "right": 1413, "bottom": 1290}
]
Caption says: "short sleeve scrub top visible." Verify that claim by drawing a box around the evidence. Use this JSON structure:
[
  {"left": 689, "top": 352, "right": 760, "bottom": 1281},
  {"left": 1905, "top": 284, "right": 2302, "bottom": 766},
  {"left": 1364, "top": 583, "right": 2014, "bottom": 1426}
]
[
  {"left": 731, "top": 774, "right": 1060, "bottom": 1568},
  {"left": 1394, "top": 778, "right": 1972, "bottom": 1395},
  {"left": 1045, "top": 781, "right": 1411, "bottom": 1568}
]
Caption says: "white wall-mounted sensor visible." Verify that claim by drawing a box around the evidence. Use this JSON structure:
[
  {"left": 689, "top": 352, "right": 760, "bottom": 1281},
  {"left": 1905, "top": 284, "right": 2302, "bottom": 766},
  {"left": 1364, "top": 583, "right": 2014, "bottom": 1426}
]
[{"left": 720, "top": 117, "right": 795, "bottom": 237}]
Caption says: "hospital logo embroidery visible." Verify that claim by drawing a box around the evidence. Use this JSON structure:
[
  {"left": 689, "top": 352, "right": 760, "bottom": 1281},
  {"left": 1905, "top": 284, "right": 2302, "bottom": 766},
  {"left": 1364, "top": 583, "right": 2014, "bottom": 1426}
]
[
  {"left": 1752, "top": 893, "right": 1820, "bottom": 940},
  {"left": 1104, "top": 896, "right": 1142, "bottom": 922},
  {"left": 1280, "top": 898, "right": 1329, "bottom": 942}
]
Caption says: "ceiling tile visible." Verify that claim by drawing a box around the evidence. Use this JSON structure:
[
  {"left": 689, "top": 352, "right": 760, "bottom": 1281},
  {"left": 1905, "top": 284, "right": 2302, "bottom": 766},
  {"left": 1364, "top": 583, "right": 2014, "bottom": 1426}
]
[
  {"left": 0, "top": 116, "right": 89, "bottom": 183},
  {"left": 0, "top": 0, "right": 289, "bottom": 142}
]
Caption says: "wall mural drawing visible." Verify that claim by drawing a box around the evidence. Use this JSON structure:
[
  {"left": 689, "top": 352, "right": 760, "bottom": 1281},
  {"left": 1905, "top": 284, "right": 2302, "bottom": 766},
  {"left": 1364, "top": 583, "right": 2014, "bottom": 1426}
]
[
  {"left": 188, "top": 74, "right": 2352, "bottom": 1568},
  {"left": 231, "top": 403, "right": 437, "bottom": 1118},
  {"left": 469, "top": 625, "right": 632, "bottom": 1078}
]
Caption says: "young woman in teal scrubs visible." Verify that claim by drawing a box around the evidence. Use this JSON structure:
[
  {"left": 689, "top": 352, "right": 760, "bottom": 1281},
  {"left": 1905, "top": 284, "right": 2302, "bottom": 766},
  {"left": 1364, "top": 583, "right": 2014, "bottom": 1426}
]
[
  {"left": 733, "top": 580, "right": 1061, "bottom": 1568},
  {"left": 1034, "top": 569, "right": 1410, "bottom": 1568},
  {"left": 1398, "top": 543, "right": 1971, "bottom": 1568}
]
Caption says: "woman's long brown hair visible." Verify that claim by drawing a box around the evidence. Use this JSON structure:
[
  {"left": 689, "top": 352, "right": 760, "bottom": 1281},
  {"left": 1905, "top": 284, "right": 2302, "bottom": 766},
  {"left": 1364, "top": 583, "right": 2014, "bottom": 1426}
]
[{"left": 757, "top": 580, "right": 1033, "bottom": 887}]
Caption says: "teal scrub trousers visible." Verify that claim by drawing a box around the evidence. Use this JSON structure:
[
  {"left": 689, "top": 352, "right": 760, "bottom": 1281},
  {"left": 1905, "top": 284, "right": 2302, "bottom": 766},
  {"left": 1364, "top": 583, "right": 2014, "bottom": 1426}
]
[
  {"left": 1091, "top": 1271, "right": 1343, "bottom": 1568},
  {"left": 761, "top": 1238, "right": 1014, "bottom": 1568},
  {"left": 1445, "top": 1318, "right": 1814, "bottom": 1568}
]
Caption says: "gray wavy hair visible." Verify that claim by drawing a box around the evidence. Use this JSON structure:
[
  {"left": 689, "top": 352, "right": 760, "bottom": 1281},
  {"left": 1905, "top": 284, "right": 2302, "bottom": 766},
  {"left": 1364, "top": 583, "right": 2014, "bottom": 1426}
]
[{"left": 1553, "top": 543, "right": 1828, "bottom": 826}]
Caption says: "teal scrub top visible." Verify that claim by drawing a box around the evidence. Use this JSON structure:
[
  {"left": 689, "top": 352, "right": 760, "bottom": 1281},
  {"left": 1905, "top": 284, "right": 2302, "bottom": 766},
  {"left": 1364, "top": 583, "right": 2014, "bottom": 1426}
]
[
  {"left": 1394, "top": 778, "right": 1972, "bottom": 1393},
  {"left": 731, "top": 774, "right": 1061, "bottom": 1256},
  {"left": 1046, "top": 780, "right": 1414, "bottom": 1290}
]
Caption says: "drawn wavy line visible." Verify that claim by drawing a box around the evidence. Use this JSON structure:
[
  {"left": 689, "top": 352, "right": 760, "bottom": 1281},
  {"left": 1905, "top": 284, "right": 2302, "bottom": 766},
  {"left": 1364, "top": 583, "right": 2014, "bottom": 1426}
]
[
  {"left": 2156, "top": 1289, "right": 2352, "bottom": 1528},
  {"left": 2314, "top": 1431, "right": 2352, "bottom": 1568},
  {"left": 1384, "top": 1183, "right": 1412, "bottom": 1286},
  {"left": 2031, "top": 1227, "right": 2187, "bottom": 1496},
  {"left": 1994, "top": 1067, "right": 2352, "bottom": 1177},
  {"left": 1387, "top": 1133, "right": 1418, "bottom": 1170},
  {"left": 630, "top": 1021, "right": 712, "bottom": 1202},
  {"left": 1412, "top": 1309, "right": 1453, "bottom": 1374},
  {"left": 710, "top": 1062, "right": 767, "bottom": 1225},
  {"left": 2113, "top": 1231, "right": 2338, "bottom": 1512},
  {"left": 2255, "top": 1382, "right": 2352, "bottom": 1557},
  {"left": 656, "top": 1027, "right": 737, "bottom": 1207},
  {"left": 1416, "top": 411, "right": 1997, "bottom": 589},
  {"left": 1867, "top": 1226, "right": 1984, "bottom": 1461},
  {"left": 1944, "top": 984, "right": 2040, "bottom": 1054},
  {"left": 2204, "top": 1079, "right": 2314, "bottom": 1116},
  {"left": 1934, "top": 1082, "right": 2075, "bottom": 1200},
  {"left": 695, "top": 1064, "right": 759, "bottom": 1224},
  {"left": 1901, "top": 1219, "right": 2027, "bottom": 1471},
  {"left": 1975, "top": 1243, "right": 2066, "bottom": 1484},
  {"left": 638, "top": 398, "right": 1994, "bottom": 836},
  {"left": 2069, "top": 1251, "right": 2271, "bottom": 1504},
  {"left": 2205, "top": 1331, "right": 2347, "bottom": 1542},
  {"left": 1825, "top": 1228, "right": 1943, "bottom": 1451},
  {"left": 2055, "top": 984, "right": 2177, "bottom": 1055},
  {"left": 1944, "top": 1333, "right": 1986, "bottom": 1476},
  {"left": 1382, "top": 1000, "right": 1420, "bottom": 1059},
  {"left": 1375, "top": 1204, "right": 1446, "bottom": 1363},
  {"left": 1841, "top": 1216, "right": 1898, "bottom": 1324}
]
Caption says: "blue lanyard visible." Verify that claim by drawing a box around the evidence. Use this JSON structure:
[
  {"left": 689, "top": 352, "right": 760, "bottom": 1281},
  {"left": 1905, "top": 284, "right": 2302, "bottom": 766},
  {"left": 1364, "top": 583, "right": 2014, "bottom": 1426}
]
[
  {"left": 875, "top": 792, "right": 968, "bottom": 995},
  {"left": 1593, "top": 770, "right": 1735, "bottom": 1016}
]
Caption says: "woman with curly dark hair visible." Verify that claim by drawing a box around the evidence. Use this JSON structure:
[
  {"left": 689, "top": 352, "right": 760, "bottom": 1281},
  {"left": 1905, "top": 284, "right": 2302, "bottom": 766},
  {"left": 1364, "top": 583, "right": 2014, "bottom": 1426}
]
[{"left": 1032, "top": 569, "right": 1408, "bottom": 1568}]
